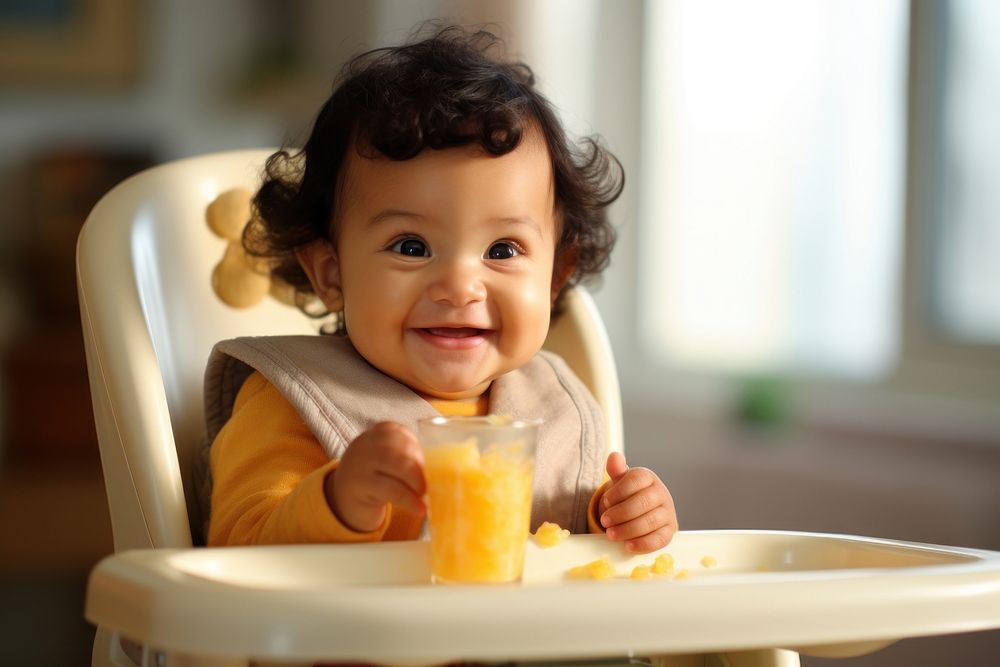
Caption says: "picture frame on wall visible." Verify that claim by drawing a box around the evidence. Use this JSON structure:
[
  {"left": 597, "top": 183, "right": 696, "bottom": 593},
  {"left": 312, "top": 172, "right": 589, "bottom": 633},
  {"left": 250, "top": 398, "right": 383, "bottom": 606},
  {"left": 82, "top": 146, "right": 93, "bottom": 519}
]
[{"left": 0, "top": 0, "right": 141, "bottom": 88}]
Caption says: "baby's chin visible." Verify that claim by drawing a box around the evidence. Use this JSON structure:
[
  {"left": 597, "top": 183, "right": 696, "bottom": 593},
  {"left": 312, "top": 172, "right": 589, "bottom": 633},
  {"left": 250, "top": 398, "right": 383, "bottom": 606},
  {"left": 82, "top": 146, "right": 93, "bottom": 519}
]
[
  {"left": 373, "top": 364, "right": 492, "bottom": 400},
  {"left": 405, "top": 360, "right": 509, "bottom": 399},
  {"left": 413, "top": 380, "right": 493, "bottom": 401}
]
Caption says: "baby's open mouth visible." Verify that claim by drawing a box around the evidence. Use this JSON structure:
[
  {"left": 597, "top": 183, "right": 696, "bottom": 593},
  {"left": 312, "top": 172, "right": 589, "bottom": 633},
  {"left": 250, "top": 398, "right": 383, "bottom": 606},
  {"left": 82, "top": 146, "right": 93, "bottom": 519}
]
[{"left": 422, "top": 327, "right": 486, "bottom": 338}]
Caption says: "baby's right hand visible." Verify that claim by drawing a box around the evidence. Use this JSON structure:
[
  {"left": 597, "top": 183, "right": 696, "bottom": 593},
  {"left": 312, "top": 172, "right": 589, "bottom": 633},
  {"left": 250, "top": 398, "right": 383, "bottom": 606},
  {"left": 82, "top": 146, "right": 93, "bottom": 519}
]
[{"left": 324, "top": 421, "right": 426, "bottom": 533}]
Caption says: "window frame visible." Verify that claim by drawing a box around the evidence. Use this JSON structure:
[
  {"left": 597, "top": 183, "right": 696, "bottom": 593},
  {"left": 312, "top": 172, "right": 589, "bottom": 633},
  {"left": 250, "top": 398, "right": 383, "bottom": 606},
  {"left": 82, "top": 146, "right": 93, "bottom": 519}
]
[{"left": 896, "top": 0, "right": 1000, "bottom": 400}]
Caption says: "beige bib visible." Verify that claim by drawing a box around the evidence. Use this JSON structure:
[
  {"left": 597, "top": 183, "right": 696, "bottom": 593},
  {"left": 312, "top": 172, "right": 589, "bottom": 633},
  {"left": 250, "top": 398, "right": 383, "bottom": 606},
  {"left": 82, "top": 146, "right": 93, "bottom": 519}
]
[{"left": 199, "top": 335, "right": 605, "bottom": 536}]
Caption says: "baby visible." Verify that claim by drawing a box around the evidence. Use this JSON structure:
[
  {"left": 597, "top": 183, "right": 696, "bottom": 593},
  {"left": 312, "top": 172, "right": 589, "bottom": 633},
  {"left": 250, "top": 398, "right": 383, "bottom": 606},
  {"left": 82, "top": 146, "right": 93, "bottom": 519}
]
[{"left": 200, "top": 26, "right": 676, "bottom": 554}]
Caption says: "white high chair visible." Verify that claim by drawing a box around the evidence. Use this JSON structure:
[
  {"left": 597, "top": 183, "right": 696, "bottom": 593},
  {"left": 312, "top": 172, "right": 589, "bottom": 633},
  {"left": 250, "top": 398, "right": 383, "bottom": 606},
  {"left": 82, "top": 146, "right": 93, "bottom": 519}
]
[
  {"left": 75, "top": 147, "right": 624, "bottom": 554},
  {"left": 78, "top": 150, "right": 1000, "bottom": 667}
]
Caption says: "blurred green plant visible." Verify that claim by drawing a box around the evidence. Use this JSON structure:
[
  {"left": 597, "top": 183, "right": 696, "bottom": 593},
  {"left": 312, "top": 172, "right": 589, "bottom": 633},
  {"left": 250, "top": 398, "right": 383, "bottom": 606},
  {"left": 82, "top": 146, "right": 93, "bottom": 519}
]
[{"left": 733, "top": 375, "right": 791, "bottom": 431}]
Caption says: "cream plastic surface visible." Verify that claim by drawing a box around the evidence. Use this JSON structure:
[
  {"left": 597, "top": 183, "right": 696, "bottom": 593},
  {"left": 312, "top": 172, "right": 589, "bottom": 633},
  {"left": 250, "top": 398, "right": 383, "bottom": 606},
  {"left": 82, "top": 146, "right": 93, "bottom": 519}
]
[{"left": 85, "top": 530, "right": 1000, "bottom": 665}]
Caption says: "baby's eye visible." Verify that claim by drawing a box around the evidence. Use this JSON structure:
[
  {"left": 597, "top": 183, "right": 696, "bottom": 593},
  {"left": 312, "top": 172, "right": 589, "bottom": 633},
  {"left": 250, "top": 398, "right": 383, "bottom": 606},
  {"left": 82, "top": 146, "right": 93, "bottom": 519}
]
[
  {"left": 390, "top": 237, "right": 429, "bottom": 257},
  {"left": 486, "top": 241, "right": 520, "bottom": 260}
]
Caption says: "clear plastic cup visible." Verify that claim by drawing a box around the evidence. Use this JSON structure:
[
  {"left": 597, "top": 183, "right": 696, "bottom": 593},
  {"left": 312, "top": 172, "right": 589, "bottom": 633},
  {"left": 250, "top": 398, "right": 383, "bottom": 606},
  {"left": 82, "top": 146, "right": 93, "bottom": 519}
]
[{"left": 418, "top": 415, "right": 540, "bottom": 584}]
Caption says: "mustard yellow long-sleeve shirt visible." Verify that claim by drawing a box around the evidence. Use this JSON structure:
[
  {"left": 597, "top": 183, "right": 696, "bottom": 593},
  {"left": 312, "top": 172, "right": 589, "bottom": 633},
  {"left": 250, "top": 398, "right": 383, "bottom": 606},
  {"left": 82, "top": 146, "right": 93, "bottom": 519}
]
[{"left": 208, "top": 372, "right": 606, "bottom": 546}]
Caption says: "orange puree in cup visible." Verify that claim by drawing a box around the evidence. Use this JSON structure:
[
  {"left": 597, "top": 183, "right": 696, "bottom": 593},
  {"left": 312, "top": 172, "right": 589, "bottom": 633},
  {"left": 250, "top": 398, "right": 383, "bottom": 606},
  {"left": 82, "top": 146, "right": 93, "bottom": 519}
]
[{"left": 423, "top": 438, "right": 534, "bottom": 583}]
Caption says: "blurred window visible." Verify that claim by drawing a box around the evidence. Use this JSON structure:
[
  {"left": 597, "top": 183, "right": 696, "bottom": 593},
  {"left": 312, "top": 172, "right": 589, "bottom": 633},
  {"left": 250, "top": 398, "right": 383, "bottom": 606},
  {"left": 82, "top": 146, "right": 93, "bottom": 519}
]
[
  {"left": 639, "top": 0, "right": 909, "bottom": 379},
  {"left": 930, "top": 0, "right": 1000, "bottom": 344}
]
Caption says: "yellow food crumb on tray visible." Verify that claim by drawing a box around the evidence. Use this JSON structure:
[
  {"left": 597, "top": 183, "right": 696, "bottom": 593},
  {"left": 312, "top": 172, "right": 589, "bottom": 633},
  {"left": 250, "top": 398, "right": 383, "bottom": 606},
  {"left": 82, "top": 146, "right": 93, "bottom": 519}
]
[
  {"left": 534, "top": 521, "right": 570, "bottom": 548},
  {"left": 651, "top": 553, "right": 674, "bottom": 575},
  {"left": 567, "top": 555, "right": 615, "bottom": 580}
]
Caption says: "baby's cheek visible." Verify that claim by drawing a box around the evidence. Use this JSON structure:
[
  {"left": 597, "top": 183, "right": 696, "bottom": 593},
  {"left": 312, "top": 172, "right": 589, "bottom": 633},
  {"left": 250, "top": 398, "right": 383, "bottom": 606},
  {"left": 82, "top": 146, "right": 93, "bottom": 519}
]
[{"left": 513, "top": 285, "right": 551, "bottom": 333}]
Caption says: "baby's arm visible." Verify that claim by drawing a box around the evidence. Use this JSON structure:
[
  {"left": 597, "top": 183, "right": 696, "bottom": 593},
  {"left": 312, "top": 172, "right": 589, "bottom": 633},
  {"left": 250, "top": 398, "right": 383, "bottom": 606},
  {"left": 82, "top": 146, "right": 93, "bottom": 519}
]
[
  {"left": 208, "top": 374, "right": 380, "bottom": 545},
  {"left": 208, "top": 375, "right": 424, "bottom": 546},
  {"left": 597, "top": 452, "right": 677, "bottom": 553},
  {"left": 325, "top": 421, "right": 427, "bottom": 533}
]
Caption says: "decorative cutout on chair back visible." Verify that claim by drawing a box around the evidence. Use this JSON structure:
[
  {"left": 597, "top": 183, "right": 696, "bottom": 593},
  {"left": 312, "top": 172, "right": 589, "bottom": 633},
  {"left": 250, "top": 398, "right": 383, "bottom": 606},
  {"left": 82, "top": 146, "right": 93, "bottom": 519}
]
[{"left": 205, "top": 187, "right": 301, "bottom": 309}]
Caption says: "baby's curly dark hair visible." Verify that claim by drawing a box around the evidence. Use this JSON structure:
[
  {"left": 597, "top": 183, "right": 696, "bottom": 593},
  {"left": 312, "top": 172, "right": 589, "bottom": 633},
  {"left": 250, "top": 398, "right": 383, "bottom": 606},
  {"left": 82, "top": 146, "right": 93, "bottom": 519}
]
[{"left": 246, "top": 24, "right": 623, "bottom": 315}]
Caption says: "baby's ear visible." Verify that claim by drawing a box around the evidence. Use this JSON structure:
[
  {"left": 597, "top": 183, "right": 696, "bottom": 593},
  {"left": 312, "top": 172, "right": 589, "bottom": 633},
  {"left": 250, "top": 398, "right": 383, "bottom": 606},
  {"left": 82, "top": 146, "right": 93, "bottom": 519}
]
[
  {"left": 296, "top": 240, "right": 344, "bottom": 313},
  {"left": 551, "top": 245, "right": 579, "bottom": 304}
]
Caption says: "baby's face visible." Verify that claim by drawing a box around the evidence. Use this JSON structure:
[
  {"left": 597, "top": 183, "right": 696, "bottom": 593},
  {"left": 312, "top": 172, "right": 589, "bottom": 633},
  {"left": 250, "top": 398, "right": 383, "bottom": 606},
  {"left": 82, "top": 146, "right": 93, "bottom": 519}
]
[{"left": 331, "top": 129, "right": 558, "bottom": 399}]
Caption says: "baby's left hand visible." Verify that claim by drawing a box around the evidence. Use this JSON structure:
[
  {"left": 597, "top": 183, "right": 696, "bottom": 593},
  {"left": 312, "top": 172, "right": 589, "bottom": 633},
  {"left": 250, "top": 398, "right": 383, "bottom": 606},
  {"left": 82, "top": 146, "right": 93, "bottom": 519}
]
[{"left": 599, "top": 452, "right": 677, "bottom": 553}]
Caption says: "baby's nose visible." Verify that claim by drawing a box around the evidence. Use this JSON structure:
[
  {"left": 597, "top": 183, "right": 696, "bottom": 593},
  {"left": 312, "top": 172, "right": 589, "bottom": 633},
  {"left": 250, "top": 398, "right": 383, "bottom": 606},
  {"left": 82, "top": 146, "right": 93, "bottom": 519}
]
[{"left": 427, "top": 257, "right": 487, "bottom": 306}]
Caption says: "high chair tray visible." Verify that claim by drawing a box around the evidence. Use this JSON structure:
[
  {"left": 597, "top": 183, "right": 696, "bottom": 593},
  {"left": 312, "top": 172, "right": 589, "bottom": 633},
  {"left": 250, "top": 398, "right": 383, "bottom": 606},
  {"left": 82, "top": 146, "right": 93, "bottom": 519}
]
[{"left": 86, "top": 529, "right": 1000, "bottom": 664}]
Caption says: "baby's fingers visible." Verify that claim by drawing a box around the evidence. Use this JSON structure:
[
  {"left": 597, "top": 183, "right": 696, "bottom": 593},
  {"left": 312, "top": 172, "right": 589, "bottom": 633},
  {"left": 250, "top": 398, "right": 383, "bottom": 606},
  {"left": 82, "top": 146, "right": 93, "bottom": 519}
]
[
  {"left": 620, "top": 524, "right": 675, "bottom": 554},
  {"left": 605, "top": 505, "right": 675, "bottom": 541},
  {"left": 334, "top": 421, "right": 426, "bottom": 530},
  {"left": 600, "top": 468, "right": 657, "bottom": 517},
  {"left": 366, "top": 472, "right": 426, "bottom": 517},
  {"left": 374, "top": 437, "right": 426, "bottom": 496},
  {"left": 601, "top": 490, "right": 659, "bottom": 530}
]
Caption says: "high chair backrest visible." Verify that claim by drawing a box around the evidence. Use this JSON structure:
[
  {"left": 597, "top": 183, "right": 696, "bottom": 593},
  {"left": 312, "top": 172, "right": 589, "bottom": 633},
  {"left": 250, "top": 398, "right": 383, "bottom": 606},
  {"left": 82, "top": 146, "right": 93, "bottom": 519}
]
[{"left": 76, "top": 149, "right": 623, "bottom": 553}]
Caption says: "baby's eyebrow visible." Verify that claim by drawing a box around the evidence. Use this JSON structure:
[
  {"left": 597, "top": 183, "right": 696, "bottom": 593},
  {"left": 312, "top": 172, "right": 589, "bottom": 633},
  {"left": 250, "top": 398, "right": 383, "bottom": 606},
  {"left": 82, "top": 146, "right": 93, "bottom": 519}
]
[
  {"left": 367, "top": 209, "right": 426, "bottom": 227},
  {"left": 490, "top": 216, "right": 542, "bottom": 236}
]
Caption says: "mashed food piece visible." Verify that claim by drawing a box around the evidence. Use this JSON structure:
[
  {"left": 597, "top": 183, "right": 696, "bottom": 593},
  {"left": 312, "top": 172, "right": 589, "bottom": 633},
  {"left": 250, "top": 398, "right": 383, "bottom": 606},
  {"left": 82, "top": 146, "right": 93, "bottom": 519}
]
[
  {"left": 565, "top": 551, "right": 718, "bottom": 582},
  {"left": 567, "top": 555, "right": 615, "bottom": 580},
  {"left": 534, "top": 521, "right": 570, "bottom": 548},
  {"left": 651, "top": 553, "right": 674, "bottom": 575}
]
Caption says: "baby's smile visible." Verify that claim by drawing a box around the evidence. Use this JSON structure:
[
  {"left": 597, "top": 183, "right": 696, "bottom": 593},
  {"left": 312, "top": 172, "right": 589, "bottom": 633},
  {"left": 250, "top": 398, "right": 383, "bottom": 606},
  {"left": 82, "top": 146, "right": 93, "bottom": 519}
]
[{"left": 413, "top": 326, "right": 492, "bottom": 350}]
